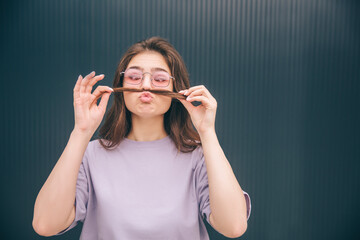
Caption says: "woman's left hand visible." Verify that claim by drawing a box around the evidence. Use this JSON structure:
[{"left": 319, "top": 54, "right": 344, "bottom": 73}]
[{"left": 178, "top": 85, "right": 217, "bottom": 135}]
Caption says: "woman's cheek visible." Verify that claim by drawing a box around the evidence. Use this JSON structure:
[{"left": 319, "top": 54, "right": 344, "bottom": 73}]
[
  {"left": 123, "top": 93, "right": 134, "bottom": 111},
  {"left": 162, "top": 98, "right": 172, "bottom": 113}
]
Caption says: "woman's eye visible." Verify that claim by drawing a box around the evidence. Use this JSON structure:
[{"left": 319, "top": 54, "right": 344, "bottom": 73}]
[
  {"left": 153, "top": 73, "right": 168, "bottom": 82},
  {"left": 154, "top": 77, "right": 166, "bottom": 82},
  {"left": 129, "top": 75, "right": 141, "bottom": 80}
]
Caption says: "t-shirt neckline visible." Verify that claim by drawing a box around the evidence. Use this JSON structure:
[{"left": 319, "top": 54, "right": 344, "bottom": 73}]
[{"left": 122, "top": 135, "right": 171, "bottom": 148}]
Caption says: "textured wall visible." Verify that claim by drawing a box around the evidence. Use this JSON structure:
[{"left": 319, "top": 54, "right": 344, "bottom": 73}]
[{"left": 1, "top": 0, "right": 359, "bottom": 239}]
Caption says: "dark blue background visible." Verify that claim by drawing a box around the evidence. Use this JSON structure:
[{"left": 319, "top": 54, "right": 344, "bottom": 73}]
[{"left": 1, "top": 0, "right": 359, "bottom": 239}]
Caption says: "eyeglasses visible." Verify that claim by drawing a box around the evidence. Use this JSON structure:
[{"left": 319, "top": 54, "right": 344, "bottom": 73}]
[{"left": 120, "top": 68, "right": 175, "bottom": 88}]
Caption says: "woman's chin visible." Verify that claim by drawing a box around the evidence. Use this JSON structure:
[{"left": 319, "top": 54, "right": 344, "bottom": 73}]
[
  {"left": 132, "top": 110, "right": 159, "bottom": 119},
  {"left": 132, "top": 109, "right": 169, "bottom": 120}
]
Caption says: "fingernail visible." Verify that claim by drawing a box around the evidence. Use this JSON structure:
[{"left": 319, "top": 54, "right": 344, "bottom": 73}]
[
  {"left": 108, "top": 87, "right": 113, "bottom": 92},
  {"left": 186, "top": 96, "right": 191, "bottom": 100},
  {"left": 184, "top": 91, "right": 189, "bottom": 95}
]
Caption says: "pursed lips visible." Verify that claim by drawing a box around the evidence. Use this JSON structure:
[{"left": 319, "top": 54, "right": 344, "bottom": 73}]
[
  {"left": 139, "top": 92, "right": 153, "bottom": 98},
  {"left": 139, "top": 91, "right": 154, "bottom": 103}
]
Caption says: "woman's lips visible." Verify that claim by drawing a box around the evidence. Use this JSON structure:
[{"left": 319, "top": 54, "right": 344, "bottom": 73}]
[{"left": 139, "top": 92, "right": 153, "bottom": 103}]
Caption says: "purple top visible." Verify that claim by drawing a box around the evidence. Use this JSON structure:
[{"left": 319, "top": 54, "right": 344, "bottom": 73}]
[{"left": 56, "top": 135, "right": 251, "bottom": 239}]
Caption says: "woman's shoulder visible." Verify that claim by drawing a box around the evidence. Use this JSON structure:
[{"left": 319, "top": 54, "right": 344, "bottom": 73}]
[
  {"left": 85, "top": 138, "right": 112, "bottom": 154},
  {"left": 189, "top": 144, "right": 204, "bottom": 170},
  {"left": 193, "top": 144, "right": 203, "bottom": 155},
  {"left": 81, "top": 138, "right": 120, "bottom": 165},
  {"left": 88, "top": 138, "right": 103, "bottom": 149}
]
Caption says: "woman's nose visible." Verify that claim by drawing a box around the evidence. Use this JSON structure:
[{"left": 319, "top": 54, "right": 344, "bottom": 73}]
[{"left": 141, "top": 74, "right": 152, "bottom": 89}]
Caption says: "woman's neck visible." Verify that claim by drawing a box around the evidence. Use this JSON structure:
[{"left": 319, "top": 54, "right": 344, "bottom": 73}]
[{"left": 126, "top": 114, "right": 168, "bottom": 141}]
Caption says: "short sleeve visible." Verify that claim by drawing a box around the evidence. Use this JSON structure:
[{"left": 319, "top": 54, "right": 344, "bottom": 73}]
[
  {"left": 194, "top": 149, "right": 212, "bottom": 224},
  {"left": 194, "top": 147, "right": 252, "bottom": 224},
  {"left": 55, "top": 149, "right": 90, "bottom": 235},
  {"left": 243, "top": 191, "right": 252, "bottom": 220}
]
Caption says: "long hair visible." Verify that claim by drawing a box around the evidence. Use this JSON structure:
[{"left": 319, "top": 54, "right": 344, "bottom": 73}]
[{"left": 98, "top": 37, "right": 201, "bottom": 152}]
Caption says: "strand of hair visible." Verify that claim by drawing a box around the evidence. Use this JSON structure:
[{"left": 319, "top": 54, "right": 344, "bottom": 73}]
[{"left": 112, "top": 87, "right": 186, "bottom": 99}]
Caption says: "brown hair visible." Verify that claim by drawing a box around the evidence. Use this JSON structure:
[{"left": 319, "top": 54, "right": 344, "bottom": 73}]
[{"left": 98, "top": 36, "right": 201, "bottom": 152}]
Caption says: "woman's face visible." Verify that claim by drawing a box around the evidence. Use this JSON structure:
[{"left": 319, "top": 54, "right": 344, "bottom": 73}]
[{"left": 123, "top": 51, "right": 174, "bottom": 119}]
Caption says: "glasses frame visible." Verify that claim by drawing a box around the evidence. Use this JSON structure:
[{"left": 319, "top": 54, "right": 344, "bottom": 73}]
[{"left": 120, "top": 69, "right": 175, "bottom": 88}]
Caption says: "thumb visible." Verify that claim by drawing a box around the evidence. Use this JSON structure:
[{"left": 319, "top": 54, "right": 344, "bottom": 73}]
[{"left": 98, "top": 92, "right": 111, "bottom": 112}]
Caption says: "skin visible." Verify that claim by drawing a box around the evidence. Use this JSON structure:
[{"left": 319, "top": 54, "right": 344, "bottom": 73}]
[{"left": 123, "top": 51, "right": 173, "bottom": 141}]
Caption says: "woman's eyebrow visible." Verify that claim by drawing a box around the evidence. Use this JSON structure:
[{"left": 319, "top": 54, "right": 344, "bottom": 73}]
[
  {"left": 127, "top": 66, "right": 142, "bottom": 70},
  {"left": 127, "top": 66, "right": 169, "bottom": 73},
  {"left": 151, "top": 67, "right": 168, "bottom": 73}
]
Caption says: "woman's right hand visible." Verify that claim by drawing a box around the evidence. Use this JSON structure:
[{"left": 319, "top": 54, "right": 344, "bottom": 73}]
[{"left": 73, "top": 71, "right": 113, "bottom": 135}]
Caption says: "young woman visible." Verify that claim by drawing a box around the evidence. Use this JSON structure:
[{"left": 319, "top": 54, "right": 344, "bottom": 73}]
[{"left": 32, "top": 37, "right": 251, "bottom": 239}]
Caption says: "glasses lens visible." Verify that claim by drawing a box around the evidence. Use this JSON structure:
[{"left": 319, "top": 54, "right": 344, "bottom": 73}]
[
  {"left": 152, "top": 71, "right": 170, "bottom": 87},
  {"left": 124, "top": 69, "right": 142, "bottom": 84}
]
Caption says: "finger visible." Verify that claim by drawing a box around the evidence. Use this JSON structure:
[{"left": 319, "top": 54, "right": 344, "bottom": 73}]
[
  {"left": 186, "top": 89, "right": 207, "bottom": 98},
  {"left": 80, "top": 71, "right": 95, "bottom": 96},
  {"left": 188, "top": 86, "right": 215, "bottom": 101},
  {"left": 90, "top": 86, "right": 113, "bottom": 107},
  {"left": 92, "top": 85, "right": 114, "bottom": 98},
  {"left": 73, "top": 75, "right": 83, "bottom": 99},
  {"left": 98, "top": 92, "right": 111, "bottom": 112},
  {"left": 86, "top": 74, "right": 105, "bottom": 94},
  {"left": 182, "top": 85, "right": 205, "bottom": 96}
]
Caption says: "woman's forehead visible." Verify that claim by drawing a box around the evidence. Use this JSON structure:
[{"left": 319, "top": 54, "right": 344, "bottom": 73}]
[{"left": 127, "top": 51, "right": 170, "bottom": 73}]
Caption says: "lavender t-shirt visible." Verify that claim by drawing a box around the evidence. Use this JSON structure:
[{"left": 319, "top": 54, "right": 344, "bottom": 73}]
[{"left": 56, "top": 135, "right": 251, "bottom": 239}]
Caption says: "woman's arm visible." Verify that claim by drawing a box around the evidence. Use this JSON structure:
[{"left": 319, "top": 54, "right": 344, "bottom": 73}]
[
  {"left": 32, "top": 72, "right": 113, "bottom": 236},
  {"left": 200, "top": 130, "right": 248, "bottom": 238},
  {"left": 178, "top": 86, "right": 248, "bottom": 238},
  {"left": 32, "top": 129, "right": 92, "bottom": 236}
]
